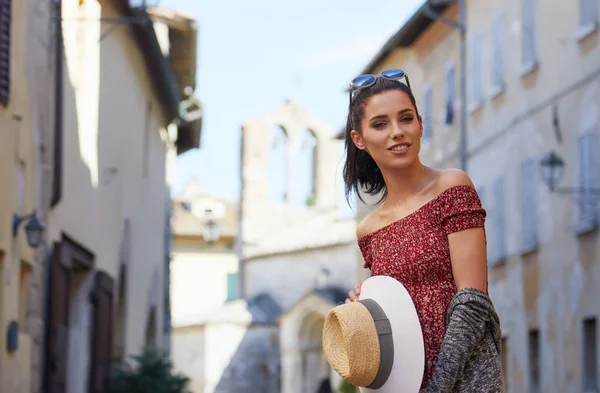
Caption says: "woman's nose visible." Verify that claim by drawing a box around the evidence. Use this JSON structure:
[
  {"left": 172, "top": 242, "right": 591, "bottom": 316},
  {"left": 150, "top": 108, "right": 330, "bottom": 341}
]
[{"left": 390, "top": 124, "right": 404, "bottom": 139}]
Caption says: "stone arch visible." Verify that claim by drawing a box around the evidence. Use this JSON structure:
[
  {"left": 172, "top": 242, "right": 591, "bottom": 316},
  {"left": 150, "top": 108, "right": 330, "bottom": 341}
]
[
  {"left": 293, "top": 128, "right": 318, "bottom": 206},
  {"left": 298, "top": 311, "right": 329, "bottom": 393},
  {"left": 267, "top": 125, "right": 289, "bottom": 204},
  {"left": 280, "top": 293, "right": 338, "bottom": 393}
]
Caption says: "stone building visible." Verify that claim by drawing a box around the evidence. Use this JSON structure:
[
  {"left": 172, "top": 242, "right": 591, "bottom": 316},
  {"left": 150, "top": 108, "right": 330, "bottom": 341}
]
[
  {"left": 170, "top": 99, "right": 357, "bottom": 393},
  {"left": 0, "top": 0, "right": 55, "bottom": 391},
  {"left": 169, "top": 182, "right": 241, "bottom": 393},
  {"left": 40, "top": 1, "right": 201, "bottom": 393},
  {"left": 238, "top": 99, "right": 357, "bottom": 393},
  {"left": 346, "top": 1, "right": 600, "bottom": 392}
]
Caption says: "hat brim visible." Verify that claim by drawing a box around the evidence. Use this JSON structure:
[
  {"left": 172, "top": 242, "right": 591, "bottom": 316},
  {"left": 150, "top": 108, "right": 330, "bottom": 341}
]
[{"left": 359, "top": 275, "right": 424, "bottom": 393}]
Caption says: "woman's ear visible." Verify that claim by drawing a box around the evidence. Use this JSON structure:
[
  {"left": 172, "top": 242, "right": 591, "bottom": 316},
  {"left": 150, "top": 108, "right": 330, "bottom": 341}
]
[
  {"left": 350, "top": 130, "right": 366, "bottom": 151},
  {"left": 418, "top": 115, "right": 423, "bottom": 138}
]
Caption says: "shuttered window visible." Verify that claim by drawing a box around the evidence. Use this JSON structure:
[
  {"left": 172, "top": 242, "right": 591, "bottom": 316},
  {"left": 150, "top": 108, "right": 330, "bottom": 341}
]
[
  {"left": 521, "top": 0, "right": 537, "bottom": 67},
  {"left": 90, "top": 271, "right": 115, "bottom": 393},
  {"left": 470, "top": 33, "right": 483, "bottom": 106},
  {"left": 0, "top": 0, "right": 11, "bottom": 106},
  {"left": 492, "top": 177, "right": 507, "bottom": 264},
  {"left": 577, "top": 130, "right": 598, "bottom": 233},
  {"left": 423, "top": 83, "right": 433, "bottom": 143},
  {"left": 492, "top": 13, "right": 505, "bottom": 88},
  {"left": 226, "top": 273, "right": 238, "bottom": 302},
  {"left": 44, "top": 243, "right": 71, "bottom": 393},
  {"left": 444, "top": 63, "right": 455, "bottom": 126},
  {"left": 580, "top": 0, "right": 598, "bottom": 27},
  {"left": 520, "top": 159, "right": 538, "bottom": 253}
]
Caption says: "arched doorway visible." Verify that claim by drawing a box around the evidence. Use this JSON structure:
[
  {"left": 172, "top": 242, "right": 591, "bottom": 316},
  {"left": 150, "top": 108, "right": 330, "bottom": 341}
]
[{"left": 299, "top": 312, "right": 329, "bottom": 393}]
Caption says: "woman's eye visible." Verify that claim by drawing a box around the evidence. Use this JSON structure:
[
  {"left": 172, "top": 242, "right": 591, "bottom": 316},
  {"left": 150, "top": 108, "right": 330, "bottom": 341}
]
[
  {"left": 372, "top": 122, "right": 386, "bottom": 129},
  {"left": 400, "top": 116, "right": 413, "bottom": 122}
]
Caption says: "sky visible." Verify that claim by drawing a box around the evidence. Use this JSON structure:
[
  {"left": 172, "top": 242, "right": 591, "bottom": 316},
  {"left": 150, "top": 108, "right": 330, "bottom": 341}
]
[{"left": 161, "top": 0, "right": 424, "bottom": 201}]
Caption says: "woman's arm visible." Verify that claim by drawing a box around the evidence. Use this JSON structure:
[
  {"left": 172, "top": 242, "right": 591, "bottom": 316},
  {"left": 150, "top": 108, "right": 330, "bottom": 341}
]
[
  {"left": 439, "top": 169, "right": 489, "bottom": 292},
  {"left": 420, "top": 170, "right": 491, "bottom": 393}
]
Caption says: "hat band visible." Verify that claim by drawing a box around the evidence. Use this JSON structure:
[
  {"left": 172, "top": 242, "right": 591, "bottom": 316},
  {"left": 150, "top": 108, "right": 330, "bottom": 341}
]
[{"left": 359, "top": 299, "right": 394, "bottom": 389}]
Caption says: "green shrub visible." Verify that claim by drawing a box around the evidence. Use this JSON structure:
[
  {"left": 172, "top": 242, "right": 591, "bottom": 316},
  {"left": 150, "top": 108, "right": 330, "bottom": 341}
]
[
  {"left": 338, "top": 378, "right": 357, "bottom": 393},
  {"left": 110, "top": 347, "right": 190, "bottom": 393}
]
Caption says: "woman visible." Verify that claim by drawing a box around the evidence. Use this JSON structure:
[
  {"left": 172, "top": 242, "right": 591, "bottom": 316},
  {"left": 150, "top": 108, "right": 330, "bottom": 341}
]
[{"left": 342, "top": 70, "right": 503, "bottom": 392}]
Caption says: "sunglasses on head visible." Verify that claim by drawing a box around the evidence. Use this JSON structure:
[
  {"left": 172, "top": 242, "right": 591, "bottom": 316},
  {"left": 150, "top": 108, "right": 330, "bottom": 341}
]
[{"left": 348, "top": 68, "right": 411, "bottom": 106}]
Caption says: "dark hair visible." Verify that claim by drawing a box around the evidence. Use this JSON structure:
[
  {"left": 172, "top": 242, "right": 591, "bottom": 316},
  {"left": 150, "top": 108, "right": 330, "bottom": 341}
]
[{"left": 342, "top": 77, "right": 419, "bottom": 205}]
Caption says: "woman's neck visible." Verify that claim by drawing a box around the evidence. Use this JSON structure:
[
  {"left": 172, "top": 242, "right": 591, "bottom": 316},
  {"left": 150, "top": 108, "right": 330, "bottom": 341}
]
[{"left": 380, "top": 160, "right": 431, "bottom": 207}]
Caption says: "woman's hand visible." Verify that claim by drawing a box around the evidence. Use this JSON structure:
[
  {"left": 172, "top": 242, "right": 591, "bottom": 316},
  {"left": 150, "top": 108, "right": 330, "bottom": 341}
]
[{"left": 345, "top": 283, "right": 362, "bottom": 303}]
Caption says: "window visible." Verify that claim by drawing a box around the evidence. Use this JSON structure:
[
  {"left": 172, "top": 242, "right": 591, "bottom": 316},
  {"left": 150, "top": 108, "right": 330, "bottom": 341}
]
[
  {"left": 423, "top": 83, "right": 433, "bottom": 143},
  {"left": 492, "top": 177, "right": 507, "bottom": 264},
  {"left": 226, "top": 273, "right": 238, "bottom": 302},
  {"left": 444, "top": 63, "right": 455, "bottom": 126},
  {"left": 0, "top": 0, "right": 11, "bottom": 106},
  {"left": 470, "top": 33, "right": 483, "bottom": 107},
  {"left": 521, "top": 0, "right": 538, "bottom": 68},
  {"left": 18, "top": 262, "right": 31, "bottom": 329},
  {"left": 583, "top": 317, "right": 598, "bottom": 391},
  {"left": 501, "top": 337, "right": 509, "bottom": 392},
  {"left": 492, "top": 13, "right": 506, "bottom": 89},
  {"left": 528, "top": 329, "right": 540, "bottom": 393},
  {"left": 293, "top": 129, "right": 317, "bottom": 206},
  {"left": 520, "top": 159, "right": 538, "bottom": 254},
  {"left": 267, "top": 126, "right": 288, "bottom": 204},
  {"left": 577, "top": 131, "right": 598, "bottom": 234},
  {"left": 580, "top": 0, "right": 598, "bottom": 28}
]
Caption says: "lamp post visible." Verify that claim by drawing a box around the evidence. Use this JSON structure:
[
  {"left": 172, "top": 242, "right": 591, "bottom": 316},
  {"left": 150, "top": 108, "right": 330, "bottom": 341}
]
[
  {"left": 539, "top": 150, "right": 600, "bottom": 195},
  {"left": 425, "top": 0, "right": 468, "bottom": 172},
  {"left": 203, "top": 215, "right": 221, "bottom": 244},
  {"left": 12, "top": 211, "right": 45, "bottom": 249}
]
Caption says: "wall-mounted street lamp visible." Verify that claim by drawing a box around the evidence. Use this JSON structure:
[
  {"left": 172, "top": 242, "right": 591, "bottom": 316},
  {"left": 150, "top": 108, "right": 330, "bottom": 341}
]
[
  {"left": 202, "top": 209, "right": 221, "bottom": 244},
  {"left": 13, "top": 211, "right": 44, "bottom": 249},
  {"left": 203, "top": 219, "right": 220, "bottom": 243},
  {"left": 539, "top": 150, "right": 600, "bottom": 195}
]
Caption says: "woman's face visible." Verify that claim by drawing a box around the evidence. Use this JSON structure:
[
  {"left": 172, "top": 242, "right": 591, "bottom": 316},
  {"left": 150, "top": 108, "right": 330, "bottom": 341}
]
[{"left": 350, "top": 89, "right": 423, "bottom": 171}]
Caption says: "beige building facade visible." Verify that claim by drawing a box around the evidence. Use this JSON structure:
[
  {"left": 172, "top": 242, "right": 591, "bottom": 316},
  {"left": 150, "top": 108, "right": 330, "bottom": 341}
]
[
  {"left": 170, "top": 183, "right": 240, "bottom": 393},
  {"left": 0, "top": 0, "right": 200, "bottom": 392},
  {"left": 350, "top": 1, "right": 600, "bottom": 392},
  {"left": 0, "top": 0, "right": 55, "bottom": 392}
]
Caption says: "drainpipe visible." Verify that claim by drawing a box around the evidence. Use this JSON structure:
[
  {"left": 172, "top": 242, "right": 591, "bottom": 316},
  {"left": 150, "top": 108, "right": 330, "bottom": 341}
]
[
  {"left": 458, "top": 0, "right": 468, "bottom": 172},
  {"left": 51, "top": 0, "right": 63, "bottom": 207},
  {"left": 235, "top": 126, "right": 246, "bottom": 300}
]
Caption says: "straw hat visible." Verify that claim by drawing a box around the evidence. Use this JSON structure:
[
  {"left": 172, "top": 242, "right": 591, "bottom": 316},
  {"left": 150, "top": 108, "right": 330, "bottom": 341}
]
[{"left": 322, "top": 275, "right": 424, "bottom": 393}]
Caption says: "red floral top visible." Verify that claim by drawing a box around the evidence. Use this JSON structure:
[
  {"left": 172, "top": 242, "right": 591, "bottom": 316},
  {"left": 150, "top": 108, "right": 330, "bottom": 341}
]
[{"left": 357, "top": 185, "right": 487, "bottom": 389}]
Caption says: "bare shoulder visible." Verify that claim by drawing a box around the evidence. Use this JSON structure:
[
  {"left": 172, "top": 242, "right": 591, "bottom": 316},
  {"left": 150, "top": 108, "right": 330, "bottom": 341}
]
[
  {"left": 435, "top": 168, "right": 476, "bottom": 194},
  {"left": 356, "top": 211, "right": 380, "bottom": 239}
]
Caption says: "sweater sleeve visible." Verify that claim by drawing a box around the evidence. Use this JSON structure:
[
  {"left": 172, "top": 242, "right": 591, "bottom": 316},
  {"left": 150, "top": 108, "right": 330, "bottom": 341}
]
[{"left": 419, "top": 296, "right": 490, "bottom": 393}]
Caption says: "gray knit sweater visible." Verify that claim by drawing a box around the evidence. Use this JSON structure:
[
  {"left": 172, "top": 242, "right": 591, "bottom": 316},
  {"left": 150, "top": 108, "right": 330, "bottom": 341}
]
[{"left": 420, "top": 288, "right": 504, "bottom": 393}]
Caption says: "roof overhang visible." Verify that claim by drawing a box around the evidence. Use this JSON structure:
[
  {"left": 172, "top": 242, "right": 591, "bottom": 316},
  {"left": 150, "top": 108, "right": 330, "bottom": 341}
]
[{"left": 116, "top": 1, "right": 203, "bottom": 155}]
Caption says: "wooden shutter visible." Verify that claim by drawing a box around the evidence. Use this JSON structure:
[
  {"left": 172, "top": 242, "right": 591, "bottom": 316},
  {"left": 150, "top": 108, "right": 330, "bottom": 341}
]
[
  {"left": 45, "top": 242, "right": 71, "bottom": 393},
  {"left": 493, "top": 177, "right": 506, "bottom": 263},
  {"left": 581, "top": 0, "right": 598, "bottom": 27},
  {"left": 423, "top": 83, "right": 432, "bottom": 142},
  {"left": 578, "top": 131, "right": 598, "bottom": 232},
  {"left": 521, "top": 0, "right": 537, "bottom": 66},
  {"left": 444, "top": 63, "right": 455, "bottom": 125},
  {"left": 492, "top": 13, "right": 505, "bottom": 87},
  {"left": 520, "top": 159, "right": 538, "bottom": 253},
  {"left": 0, "top": 0, "right": 11, "bottom": 106},
  {"left": 89, "top": 271, "right": 115, "bottom": 393}
]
